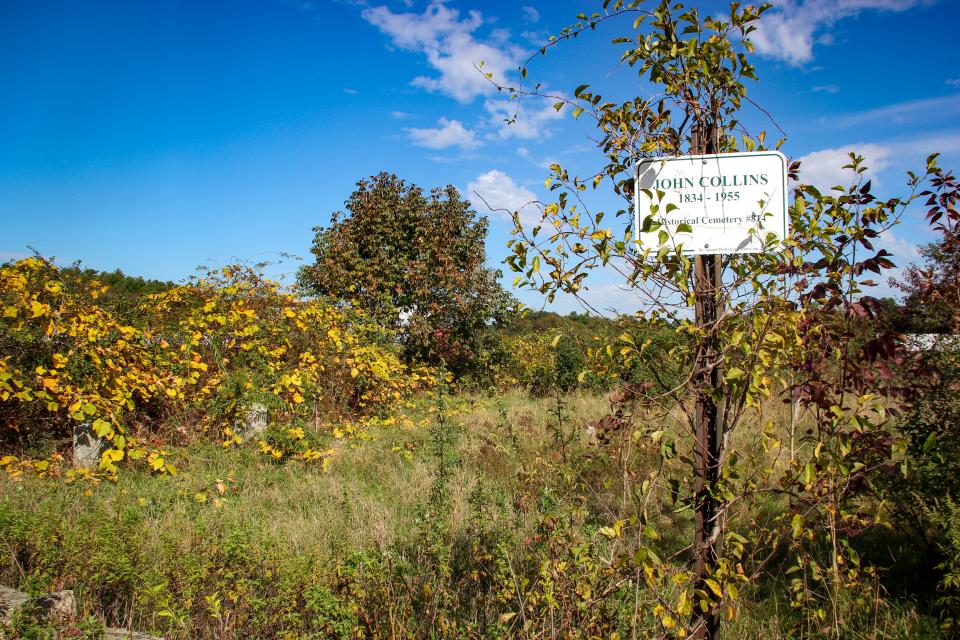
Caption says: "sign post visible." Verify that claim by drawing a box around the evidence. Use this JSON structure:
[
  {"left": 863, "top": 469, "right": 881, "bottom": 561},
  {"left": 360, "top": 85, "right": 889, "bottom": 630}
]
[
  {"left": 634, "top": 127, "right": 788, "bottom": 640},
  {"left": 634, "top": 149, "right": 788, "bottom": 256}
]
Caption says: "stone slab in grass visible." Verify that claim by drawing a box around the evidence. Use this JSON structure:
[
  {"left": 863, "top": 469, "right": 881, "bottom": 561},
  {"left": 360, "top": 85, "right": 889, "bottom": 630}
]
[
  {"left": 104, "top": 627, "right": 164, "bottom": 639},
  {"left": 1, "top": 584, "right": 162, "bottom": 639}
]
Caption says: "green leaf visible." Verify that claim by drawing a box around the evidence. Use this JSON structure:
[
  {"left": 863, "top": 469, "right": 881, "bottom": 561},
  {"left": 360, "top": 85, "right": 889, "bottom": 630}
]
[
  {"left": 922, "top": 431, "right": 937, "bottom": 454},
  {"left": 791, "top": 514, "right": 803, "bottom": 539},
  {"left": 724, "top": 367, "right": 745, "bottom": 382}
]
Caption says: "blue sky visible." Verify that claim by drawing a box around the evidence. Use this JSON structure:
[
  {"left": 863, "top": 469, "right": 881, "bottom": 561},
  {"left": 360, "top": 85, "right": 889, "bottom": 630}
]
[{"left": 2, "top": 0, "right": 959, "bottom": 313}]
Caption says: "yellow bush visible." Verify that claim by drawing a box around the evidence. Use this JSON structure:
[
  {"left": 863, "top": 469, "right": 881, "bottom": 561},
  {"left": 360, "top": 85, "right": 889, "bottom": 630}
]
[{"left": 0, "top": 258, "right": 434, "bottom": 477}]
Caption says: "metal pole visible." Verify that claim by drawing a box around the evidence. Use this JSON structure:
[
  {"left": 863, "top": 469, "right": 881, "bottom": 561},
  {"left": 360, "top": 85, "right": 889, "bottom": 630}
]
[{"left": 691, "top": 121, "right": 723, "bottom": 640}]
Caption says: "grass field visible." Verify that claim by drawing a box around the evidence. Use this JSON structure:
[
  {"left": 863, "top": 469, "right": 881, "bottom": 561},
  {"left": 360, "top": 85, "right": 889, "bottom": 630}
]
[{"left": 0, "top": 390, "right": 941, "bottom": 639}]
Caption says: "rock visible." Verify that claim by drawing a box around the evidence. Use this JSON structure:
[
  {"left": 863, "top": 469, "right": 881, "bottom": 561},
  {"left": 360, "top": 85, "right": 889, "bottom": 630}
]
[
  {"left": 35, "top": 589, "right": 75, "bottom": 620},
  {"left": 0, "top": 585, "right": 29, "bottom": 623},
  {"left": 237, "top": 402, "right": 269, "bottom": 440},
  {"left": 0, "top": 584, "right": 162, "bottom": 638},
  {"left": 0, "top": 585, "right": 74, "bottom": 623},
  {"left": 73, "top": 422, "right": 108, "bottom": 468},
  {"left": 104, "top": 628, "right": 164, "bottom": 639}
]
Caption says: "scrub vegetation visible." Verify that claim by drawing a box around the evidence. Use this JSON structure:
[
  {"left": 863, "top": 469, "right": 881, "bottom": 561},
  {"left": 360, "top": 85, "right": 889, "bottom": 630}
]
[{"left": 2, "top": 1, "right": 960, "bottom": 639}]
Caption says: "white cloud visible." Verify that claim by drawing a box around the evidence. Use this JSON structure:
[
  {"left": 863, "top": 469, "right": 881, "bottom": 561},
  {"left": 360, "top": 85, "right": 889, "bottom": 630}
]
[
  {"left": 521, "top": 29, "right": 550, "bottom": 44},
  {"left": 361, "top": 1, "right": 524, "bottom": 103},
  {"left": 796, "top": 143, "right": 892, "bottom": 188},
  {"left": 538, "top": 156, "right": 560, "bottom": 170},
  {"left": 947, "top": 78, "right": 960, "bottom": 87},
  {"left": 753, "top": 0, "right": 932, "bottom": 66},
  {"left": 796, "top": 132, "right": 960, "bottom": 189},
  {"left": 522, "top": 6, "right": 540, "bottom": 23},
  {"left": 860, "top": 228, "right": 923, "bottom": 298},
  {"left": 532, "top": 281, "right": 650, "bottom": 316},
  {"left": 467, "top": 169, "right": 540, "bottom": 224},
  {"left": 342, "top": 88, "right": 358, "bottom": 95},
  {"left": 406, "top": 118, "right": 481, "bottom": 149},
  {"left": 484, "top": 95, "right": 567, "bottom": 140},
  {"left": 516, "top": 147, "right": 530, "bottom": 157},
  {"left": 812, "top": 84, "right": 839, "bottom": 93},
  {"left": 390, "top": 111, "right": 415, "bottom": 120},
  {"left": 875, "top": 228, "right": 921, "bottom": 261},
  {"left": 569, "top": 283, "right": 642, "bottom": 316}
]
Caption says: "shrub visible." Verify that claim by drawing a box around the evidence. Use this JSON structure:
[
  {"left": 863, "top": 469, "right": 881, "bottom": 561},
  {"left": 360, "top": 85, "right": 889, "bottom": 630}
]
[{"left": 0, "top": 258, "right": 434, "bottom": 475}]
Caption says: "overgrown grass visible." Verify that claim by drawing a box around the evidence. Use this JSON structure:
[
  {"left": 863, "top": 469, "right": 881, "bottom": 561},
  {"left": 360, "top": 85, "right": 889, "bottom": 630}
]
[{"left": 0, "top": 390, "right": 940, "bottom": 638}]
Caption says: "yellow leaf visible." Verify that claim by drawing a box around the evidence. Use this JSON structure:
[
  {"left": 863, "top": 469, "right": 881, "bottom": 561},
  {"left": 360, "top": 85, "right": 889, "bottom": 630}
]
[
  {"left": 101, "top": 448, "right": 124, "bottom": 463},
  {"left": 92, "top": 418, "right": 112, "bottom": 438},
  {"left": 705, "top": 578, "right": 723, "bottom": 598}
]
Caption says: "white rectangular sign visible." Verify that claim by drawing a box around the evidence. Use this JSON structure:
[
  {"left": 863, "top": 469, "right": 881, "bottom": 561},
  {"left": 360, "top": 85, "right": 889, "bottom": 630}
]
[{"left": 634, "top": 151, "right": 788, "bottom": 255}]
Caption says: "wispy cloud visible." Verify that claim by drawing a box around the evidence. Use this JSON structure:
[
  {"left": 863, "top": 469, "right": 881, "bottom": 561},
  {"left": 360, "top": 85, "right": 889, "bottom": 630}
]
[
  {"left": 0, "top": 250, "right": 31, "bottom": 263},
  {"left": 830, "top": 94, "right": 960, "bottom": 128},
  {"left": 484, "top": 95, "right": 567, "bottom": 140},
  {"left": 753, "top": 0, "right": 933, "bottom": 66},
  {"left": 406, "top": 118, "right": 481, "bottom": 149},
  {"left": 390, "top": 111, "right": 416, "bottom": 120},
  {"left": 361, "top": 1, "right": 523, "bottom": 103},
  {"left": 342, "top": 88, "right": 358, "bottom": 95},
  {"left": 467, "top": 169, "right": 540, "bottom": 224},
  {"left": 946, "top": 78, "right": 960, "bottom": 87},
  {"left": 812, "top": 84, "right": 839, "bottom": 94},
  {"left": 522, "top": 6, "right": 540, "bottom": 23}
]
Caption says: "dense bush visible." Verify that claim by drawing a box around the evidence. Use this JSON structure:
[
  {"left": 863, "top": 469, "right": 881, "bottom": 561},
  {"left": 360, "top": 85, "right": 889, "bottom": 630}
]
[
  {"left": 0, "top": 257, "right": 433, "bottom": 475},
  {"left": 489, "top": 315, "right": 684, "bottom": 397}
]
